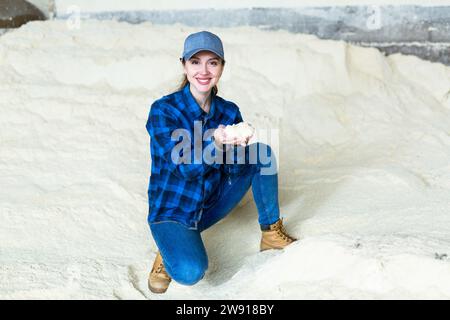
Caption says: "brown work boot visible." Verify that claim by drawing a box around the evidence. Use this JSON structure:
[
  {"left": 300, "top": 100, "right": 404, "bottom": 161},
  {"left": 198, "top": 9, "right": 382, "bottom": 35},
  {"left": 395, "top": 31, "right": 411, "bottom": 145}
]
[
  {"left": 260, "top": 219, "right": 297, "bottom": 251},
  {"left": 148, "top": 251, "right": 172, "bottom": 294}
]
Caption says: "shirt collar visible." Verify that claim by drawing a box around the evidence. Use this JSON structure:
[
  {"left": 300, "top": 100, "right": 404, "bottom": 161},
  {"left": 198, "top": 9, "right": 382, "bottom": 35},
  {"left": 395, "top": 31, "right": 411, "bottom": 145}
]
[{"left": 182, "top": 82, "right": 217, "bottom": 120}]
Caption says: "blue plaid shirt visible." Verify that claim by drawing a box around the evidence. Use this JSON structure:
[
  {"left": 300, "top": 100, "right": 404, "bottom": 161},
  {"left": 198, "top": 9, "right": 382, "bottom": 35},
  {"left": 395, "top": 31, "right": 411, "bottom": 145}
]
[{"left": 146, "top": 83, "right": 244, "bottom": 229}]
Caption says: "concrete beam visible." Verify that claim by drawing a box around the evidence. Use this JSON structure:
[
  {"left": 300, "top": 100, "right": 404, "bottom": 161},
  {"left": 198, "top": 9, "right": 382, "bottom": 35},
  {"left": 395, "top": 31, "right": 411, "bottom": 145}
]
[{"left": 56, "top": 5, "right": 450, "bottom": 65}]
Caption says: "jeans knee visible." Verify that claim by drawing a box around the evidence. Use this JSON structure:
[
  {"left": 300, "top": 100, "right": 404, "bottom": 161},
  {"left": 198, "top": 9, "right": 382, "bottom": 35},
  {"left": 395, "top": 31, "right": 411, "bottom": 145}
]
[{"left": 169, "top": 260, "right": 207, "bottom": 286}]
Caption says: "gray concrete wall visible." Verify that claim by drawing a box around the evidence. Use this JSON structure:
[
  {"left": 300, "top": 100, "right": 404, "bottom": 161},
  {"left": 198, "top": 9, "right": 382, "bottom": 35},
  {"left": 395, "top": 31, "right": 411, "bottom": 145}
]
[
  {"left": 56, "top": 5, "right": 450, "bottom": 65},
  {"left": 52, "top": 0, "right": 450, "bottom": 11}
]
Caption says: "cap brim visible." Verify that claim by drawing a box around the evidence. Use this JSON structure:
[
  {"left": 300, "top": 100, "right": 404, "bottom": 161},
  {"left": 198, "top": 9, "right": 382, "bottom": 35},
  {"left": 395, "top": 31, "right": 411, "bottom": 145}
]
[{"left": 182, "top": 48, "right": 224, "bottom": 61}]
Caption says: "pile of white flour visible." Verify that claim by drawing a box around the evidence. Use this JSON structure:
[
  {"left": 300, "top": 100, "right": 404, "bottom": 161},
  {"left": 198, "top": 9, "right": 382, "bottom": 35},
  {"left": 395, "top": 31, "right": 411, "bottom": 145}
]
[{"left": 0, "top": 20, "right": 450, "bottom": 299}]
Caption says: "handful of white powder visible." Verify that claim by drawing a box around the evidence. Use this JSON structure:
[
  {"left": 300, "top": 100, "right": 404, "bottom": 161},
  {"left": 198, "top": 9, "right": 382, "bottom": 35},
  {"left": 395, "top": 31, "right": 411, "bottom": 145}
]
[{"left": 224, "top": 122, "right": 255, "bottom": 141}]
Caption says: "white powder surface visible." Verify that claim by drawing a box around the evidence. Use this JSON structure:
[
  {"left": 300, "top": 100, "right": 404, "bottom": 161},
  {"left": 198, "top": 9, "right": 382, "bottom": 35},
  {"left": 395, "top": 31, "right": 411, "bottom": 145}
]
[{"left": 1, "top": 20, "right": 450, "bottom": 299}]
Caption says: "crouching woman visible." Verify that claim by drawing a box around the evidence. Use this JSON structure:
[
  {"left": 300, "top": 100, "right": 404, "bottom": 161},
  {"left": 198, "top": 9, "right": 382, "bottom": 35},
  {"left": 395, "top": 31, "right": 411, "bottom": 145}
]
[{"left": 146, "top": 31, "right": 297, "bottom": 294}]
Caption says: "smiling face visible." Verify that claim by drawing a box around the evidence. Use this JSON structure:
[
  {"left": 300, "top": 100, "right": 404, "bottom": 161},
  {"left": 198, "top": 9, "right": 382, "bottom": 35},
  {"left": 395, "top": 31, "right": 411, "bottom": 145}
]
[{"left": 183, "top": 50, "right": 224, "bottom": 95}]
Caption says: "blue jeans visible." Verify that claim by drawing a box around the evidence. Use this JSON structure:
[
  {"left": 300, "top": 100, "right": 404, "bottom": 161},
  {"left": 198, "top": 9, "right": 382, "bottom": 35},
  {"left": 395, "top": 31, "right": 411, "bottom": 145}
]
[{"left": 150, "top": 142, "right": 280, "bottom": 286}]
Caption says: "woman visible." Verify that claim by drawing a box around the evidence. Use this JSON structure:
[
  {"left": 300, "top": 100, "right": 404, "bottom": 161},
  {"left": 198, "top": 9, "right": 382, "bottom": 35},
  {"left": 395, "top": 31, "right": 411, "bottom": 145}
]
[{"left": 146, "top": 31, "right": 297, "bottom": 294}]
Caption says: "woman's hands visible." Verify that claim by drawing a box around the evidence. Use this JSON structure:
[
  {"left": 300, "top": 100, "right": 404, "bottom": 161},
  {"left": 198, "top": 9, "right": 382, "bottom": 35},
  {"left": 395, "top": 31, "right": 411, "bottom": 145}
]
[{"left": 213, "top": 124, "right": 253, "bottom": 147}]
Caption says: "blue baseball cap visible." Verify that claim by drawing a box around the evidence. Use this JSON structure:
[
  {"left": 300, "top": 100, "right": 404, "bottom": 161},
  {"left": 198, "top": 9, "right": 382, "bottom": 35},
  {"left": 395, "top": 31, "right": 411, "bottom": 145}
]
[{"left": 180, "top": 31, "right": 225, "bottom": 62}]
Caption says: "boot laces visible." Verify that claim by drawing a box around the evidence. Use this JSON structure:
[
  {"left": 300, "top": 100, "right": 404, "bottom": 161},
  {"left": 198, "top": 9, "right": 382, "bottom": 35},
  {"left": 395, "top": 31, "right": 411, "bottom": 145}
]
[
  {"left": 153, "top": 253, "right": 168, "bottom": 275},
  {"left": 153, "top": 260, "right": 171, "bottom": 280},
  {"left": 274, "top": 223, "right": 296, "bottom": 242}
]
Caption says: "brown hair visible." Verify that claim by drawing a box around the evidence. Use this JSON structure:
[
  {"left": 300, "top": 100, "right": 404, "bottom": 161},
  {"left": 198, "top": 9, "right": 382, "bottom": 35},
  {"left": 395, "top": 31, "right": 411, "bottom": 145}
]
[{"left": 177, "top": 58, "right": 226, "bottom": 96}]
